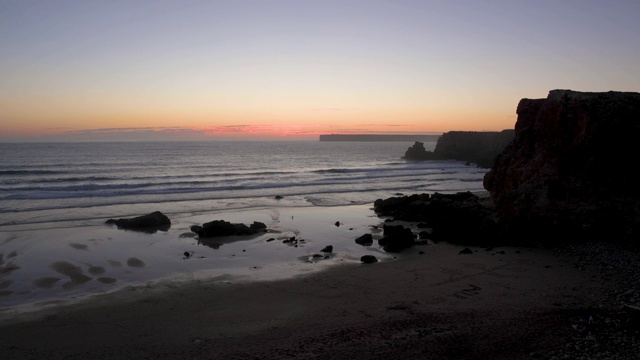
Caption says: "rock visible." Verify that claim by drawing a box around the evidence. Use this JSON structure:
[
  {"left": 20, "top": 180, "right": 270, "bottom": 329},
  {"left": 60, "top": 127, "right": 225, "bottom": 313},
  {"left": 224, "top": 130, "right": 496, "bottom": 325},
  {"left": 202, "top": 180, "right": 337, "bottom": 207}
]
[
  {"left": 484, "top": 89, "right": 640, "bottom": 246},
  {"left": 374, "top": 192, "right": 498, "bottom": 246},
  {"left": 355, "top": 233, "right": 373, "bottom": 246},
  {"left": 334, "top": 221, "right": 340, "bottom": 227},
  {"left": 105, "top": 211, "right": 171, "bottom": 233},
  {"left": 378, "top": 227, "right": 414, "bottom": 252},
  {"left": 459, "top": 247, "right": 473, "bottom": 255},
  {"left": 192, "top": 220, "right": 268, "bottom": 238},
  {"left": 320, "top": 245, "right": 333, "bottom": 253},
  {"left": 360, "top": 255, "right": 378, "bottom": 264},
  {"left": 274, "top": 195, "right": 283, "bottom": 200}
]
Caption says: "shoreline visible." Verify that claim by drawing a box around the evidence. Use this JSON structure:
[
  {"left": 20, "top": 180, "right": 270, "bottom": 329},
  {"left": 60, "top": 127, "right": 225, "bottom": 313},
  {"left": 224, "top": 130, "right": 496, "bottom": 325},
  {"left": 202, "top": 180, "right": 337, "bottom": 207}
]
[
  {"left": 0, "top": 204, "right": 395, "bottom": 312},
  {"left": 2, "top": 238, "right": 638, "bottom": 359},
  {"left": 2, "top": 202, "right": 640, "bottom": 359}
]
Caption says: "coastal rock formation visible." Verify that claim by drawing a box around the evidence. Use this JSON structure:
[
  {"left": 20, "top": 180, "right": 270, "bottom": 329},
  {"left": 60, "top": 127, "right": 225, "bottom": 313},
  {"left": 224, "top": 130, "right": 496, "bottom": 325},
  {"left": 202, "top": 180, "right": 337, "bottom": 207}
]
[
  {"left": 190, "top": 220, "right": 267, "bottom": 238},
  {"left": 105, "top": 211, "right": 171, "bottom": 233},
  {"left": 484, "top": 89, "right": 640, "bottom": 245},
  {"left": 374, "top": 192, "right": 498, "bottom": 246},
  {"left": 403, "top": 130, "right": 514, "bottom": 168}
]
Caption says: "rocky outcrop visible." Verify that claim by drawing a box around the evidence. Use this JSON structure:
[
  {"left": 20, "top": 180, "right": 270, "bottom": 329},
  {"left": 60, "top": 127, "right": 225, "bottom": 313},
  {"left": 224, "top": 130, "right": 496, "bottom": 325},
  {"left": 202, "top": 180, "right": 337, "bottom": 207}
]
[
  {"left": 105, "top": 211, "right": 171, "bottom": 233},
  {"left": 374, "top": 192, "right": 498, "bottom": 246},
  {"left": 191, "top": 220, "right": 267, "bottom": 238},
  {"left": 403, "top": 130, "right": 514, "bottom": 168},
  {"left": 484, "top": 89, "right": 640, "bottom": 246}
]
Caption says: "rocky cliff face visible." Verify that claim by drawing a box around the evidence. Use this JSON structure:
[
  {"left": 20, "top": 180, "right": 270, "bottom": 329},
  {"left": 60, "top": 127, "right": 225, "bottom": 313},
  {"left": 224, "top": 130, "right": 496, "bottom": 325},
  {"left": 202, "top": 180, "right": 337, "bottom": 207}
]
[
  {"left": 483, "top": 89, "right": 640, "bottom": 245},
  {"left": 403, "top": 130, "right": 514, "bottom": 168}
]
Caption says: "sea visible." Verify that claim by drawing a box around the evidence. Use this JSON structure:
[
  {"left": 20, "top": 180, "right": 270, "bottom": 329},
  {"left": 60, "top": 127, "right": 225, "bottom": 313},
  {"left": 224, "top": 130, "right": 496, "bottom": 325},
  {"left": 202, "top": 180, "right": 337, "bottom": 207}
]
[{"left": 0, "top": 140, "right": 489, "bottom": 310}]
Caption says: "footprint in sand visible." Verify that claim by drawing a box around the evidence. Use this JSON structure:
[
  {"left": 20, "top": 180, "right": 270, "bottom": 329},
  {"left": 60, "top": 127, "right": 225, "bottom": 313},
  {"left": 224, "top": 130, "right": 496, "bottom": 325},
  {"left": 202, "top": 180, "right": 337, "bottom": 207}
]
[
  {"left": 49, "top": 261, "right": 93, "bottom": 289},
  {"left": 126, "top": 257, "right": 145, "bottom": 268},
  {"left": 69, "top": 243, "right": 89, "bottom": 251},
  {"left": 33, "top": 277, "right": 61, "bottom": 289}
]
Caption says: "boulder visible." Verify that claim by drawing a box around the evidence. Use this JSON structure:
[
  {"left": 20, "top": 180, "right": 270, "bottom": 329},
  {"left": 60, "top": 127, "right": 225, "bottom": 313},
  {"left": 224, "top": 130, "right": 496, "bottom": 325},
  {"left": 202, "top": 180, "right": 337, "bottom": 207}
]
[
  {"left": 105, "top": 211, "right": 171, "bottom": 233},
  {"left": 191, "top": 220, "right": 267, "bottom": 238},
  {"left": 360, "top": 255, "right": 378, "bottom": 264},
  {"left": 378, "top": 226, "right": 415, "bottom": 253},
  {"left": 355, "top": 233, "right": 373, "bottom": 246}
]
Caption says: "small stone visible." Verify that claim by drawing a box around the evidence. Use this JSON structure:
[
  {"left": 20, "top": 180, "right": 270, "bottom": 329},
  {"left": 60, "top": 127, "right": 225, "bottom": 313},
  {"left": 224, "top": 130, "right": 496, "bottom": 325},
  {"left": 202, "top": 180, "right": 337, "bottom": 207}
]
[
  {"left": 320, "top": 245, "right": 333, "bottom": 253},
  {"left": 459, "top": 247, "right": 473, "bottom": 255}
]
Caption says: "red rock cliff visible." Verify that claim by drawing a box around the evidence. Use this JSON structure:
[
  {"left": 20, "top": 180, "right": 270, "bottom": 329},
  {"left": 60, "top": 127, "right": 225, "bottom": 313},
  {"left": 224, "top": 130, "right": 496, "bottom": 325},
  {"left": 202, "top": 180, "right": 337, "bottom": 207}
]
[{"left": 483, "top": 89, "right": 640, "bottom": 245}]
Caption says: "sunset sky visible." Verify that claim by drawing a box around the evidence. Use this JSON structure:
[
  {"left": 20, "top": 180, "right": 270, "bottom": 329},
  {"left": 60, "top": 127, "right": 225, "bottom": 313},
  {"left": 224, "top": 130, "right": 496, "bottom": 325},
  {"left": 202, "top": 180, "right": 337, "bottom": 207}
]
[{"left": 1, "top": 0, "right": 639, "bottom": 141}]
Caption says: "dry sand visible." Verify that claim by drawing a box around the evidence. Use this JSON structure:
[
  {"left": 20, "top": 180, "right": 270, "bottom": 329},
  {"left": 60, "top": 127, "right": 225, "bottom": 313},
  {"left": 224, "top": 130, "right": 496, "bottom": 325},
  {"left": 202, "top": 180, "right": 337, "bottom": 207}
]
[{"left": 0, "top": 241, "right": 617, "bottom": 360}]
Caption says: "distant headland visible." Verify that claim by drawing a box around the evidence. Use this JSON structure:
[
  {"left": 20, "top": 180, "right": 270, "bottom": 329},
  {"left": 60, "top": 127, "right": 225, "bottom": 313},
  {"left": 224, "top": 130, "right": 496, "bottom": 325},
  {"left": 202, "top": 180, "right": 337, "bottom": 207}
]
[{"left": 319, "top": 134, "right": 441, "bottom": 142}]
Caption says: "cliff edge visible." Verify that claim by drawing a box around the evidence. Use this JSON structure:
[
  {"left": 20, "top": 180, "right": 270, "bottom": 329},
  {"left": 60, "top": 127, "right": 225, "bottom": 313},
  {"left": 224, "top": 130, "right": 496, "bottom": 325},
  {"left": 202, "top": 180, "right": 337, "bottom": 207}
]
[{"left": 484, "top": 89, "right": 640, "bottom": 245}]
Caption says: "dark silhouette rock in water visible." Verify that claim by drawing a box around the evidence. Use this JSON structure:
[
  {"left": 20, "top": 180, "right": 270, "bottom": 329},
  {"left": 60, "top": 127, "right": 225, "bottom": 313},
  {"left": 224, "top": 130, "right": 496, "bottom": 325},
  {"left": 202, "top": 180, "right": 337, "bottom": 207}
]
[
  {"left": 403, "top": 130, "right": 514, "bottom": 168},
  {"left": 191, "top": 220, "right": 267, "bottom": 238},
  {"left": 484, "top": 89, "right": 640, "bottom": 246},
  {"left": 105, "top": 211, "right": 171, "bottom": 233}
]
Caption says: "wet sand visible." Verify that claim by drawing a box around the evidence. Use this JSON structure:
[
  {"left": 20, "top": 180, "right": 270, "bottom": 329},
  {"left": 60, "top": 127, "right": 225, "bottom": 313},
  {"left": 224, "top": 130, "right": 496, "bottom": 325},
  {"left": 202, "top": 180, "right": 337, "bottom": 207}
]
[{"left": 0, "top": 240, "right": 618, "bottom": 360}]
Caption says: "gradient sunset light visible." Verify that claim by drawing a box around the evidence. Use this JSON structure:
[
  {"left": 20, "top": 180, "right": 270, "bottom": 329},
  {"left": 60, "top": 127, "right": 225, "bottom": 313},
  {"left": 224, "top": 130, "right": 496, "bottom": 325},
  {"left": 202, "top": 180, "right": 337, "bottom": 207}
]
[{"left": 2, "top": 0, "right": 639, "bottom": 141}]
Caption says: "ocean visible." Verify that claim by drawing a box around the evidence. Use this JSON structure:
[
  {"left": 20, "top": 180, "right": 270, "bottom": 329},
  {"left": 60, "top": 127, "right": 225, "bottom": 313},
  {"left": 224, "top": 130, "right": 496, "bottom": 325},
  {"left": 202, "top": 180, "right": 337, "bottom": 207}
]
[
  {"left": 0, "top": 140, "right": 486, "bottom": 230},
  {"left": 0, "top": 140, "right": 489, "bottom": 310}
]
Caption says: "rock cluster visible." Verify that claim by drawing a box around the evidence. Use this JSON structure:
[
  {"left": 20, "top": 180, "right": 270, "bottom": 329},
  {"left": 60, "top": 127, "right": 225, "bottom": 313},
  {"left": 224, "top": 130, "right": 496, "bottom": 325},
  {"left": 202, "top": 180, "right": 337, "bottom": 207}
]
[
  {"left": 190, "top": 220, "right": 267, "bottom": 238},
  {"left": 374, "top": 192, "right": 498, "bottom": 246}
]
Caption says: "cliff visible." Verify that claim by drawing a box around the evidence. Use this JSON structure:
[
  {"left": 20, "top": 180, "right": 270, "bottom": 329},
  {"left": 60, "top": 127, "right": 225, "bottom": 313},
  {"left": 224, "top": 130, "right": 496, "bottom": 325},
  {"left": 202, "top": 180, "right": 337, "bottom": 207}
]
[
  {"left": 483, "top": 89, "right": 640, "bottom": 245},
  {"left": 403, "top": 130, "right": 515, "bottom": 168}
]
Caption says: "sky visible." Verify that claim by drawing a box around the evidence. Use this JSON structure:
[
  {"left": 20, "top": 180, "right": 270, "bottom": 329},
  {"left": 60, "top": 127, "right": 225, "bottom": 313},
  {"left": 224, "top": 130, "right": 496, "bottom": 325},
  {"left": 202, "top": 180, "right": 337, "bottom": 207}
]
[{"left": 1, "top": 0, "right": 639, "bottom": 141}]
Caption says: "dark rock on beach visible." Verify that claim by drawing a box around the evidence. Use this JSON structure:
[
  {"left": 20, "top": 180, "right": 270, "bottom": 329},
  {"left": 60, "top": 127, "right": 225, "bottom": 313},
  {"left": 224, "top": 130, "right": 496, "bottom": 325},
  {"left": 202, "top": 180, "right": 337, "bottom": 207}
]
[
  {"left": 374, "top": 192, "right": 498, "bottom": 246},
  {"left": 355, "top": 233, "right": 373, "bottom": 246},
  {"left": 320, "top": 245, "right": 333, "bottom": 253},
  {"left": 191, "top": 220, "right": 267, "bottom": 238},
  {"left": 378, "top": 226, "right": 415, "bottom": 253},
  {"left": 360, "top": 255, "right": 378, "bottom": 264},
  {"left": 105, "top": 211, "right": 171, "bottom": 233}
]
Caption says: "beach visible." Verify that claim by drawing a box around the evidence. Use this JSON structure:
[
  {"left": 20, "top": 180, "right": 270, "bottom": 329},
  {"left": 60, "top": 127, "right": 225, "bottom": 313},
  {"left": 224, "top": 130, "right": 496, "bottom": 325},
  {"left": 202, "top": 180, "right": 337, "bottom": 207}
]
[{"left": 2, "top": 204, "right": 638, "bottom": 359}]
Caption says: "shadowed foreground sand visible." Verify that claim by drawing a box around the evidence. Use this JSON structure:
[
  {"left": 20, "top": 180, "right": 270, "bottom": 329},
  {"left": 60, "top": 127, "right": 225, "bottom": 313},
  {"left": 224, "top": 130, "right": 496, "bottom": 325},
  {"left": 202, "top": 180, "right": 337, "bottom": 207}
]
[{"left": 0, "top": 243, "right": 618, "bottom": 359}]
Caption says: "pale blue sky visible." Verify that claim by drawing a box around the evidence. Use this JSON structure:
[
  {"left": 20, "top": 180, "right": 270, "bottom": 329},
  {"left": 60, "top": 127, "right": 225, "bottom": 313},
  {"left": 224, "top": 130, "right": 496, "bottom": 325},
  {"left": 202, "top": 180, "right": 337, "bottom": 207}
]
[{"left": 1, "top": 0, "right": 639, "bottom": 141}]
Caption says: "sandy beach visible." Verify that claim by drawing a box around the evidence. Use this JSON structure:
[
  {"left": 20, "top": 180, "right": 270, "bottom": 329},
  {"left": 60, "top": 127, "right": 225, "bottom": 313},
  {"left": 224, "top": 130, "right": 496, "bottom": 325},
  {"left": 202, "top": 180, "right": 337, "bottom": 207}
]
[
  {"left": 1, "top": 205, "right": 639, "bottom": 359},
  {"left": 2, "top": 236, "right": 634, "bottom": 359}
]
